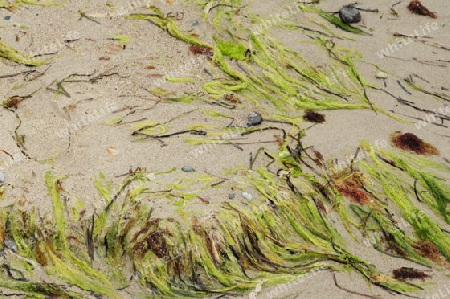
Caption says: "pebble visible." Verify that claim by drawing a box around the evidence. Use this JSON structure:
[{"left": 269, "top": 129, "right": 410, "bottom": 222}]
[
  {"left": 228, "top": 193, "right": 235, "bottom": 200},
  {"left": 376, "top": 71, "right": 388, "bottom": 79},
  {"left": 4, "top": 238, "right": 17, "bottom": 252},
  {"left": 247, "top": 112, "right": 263, "bottom": 127},
  {"left": 4, "top": 16, "right": 11, "bottom": 21},
  {"left": 0, "top": 172, "right": 4, "bottom": 184},
  {"left": 339, "top": 7, "right": 361, "bottom": 24},
  {"left": 192, "top": 20, "right": 200, "bottom": 26},
  {"left": 181, "top": 166, "right": 195, "bottom": 172},
  {"left": 241, "top": 192, "right": 253, "bottom": 200}
]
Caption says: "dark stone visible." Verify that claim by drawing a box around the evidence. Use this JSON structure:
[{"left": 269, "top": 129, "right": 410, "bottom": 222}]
[
  {"left": 247, "top": 112, "right": 263, "bottom": 127},
  {"left": 339, "top": 7, "right": 361, "bottom": 24},
  {"left": 4, "top": 16, "right": 11, "bottom": 21},
  {"left": 4, "top": 238, "right": 17, "bottom": 252},
  {"left": 181, "top": 166, "right": 195, "bottom": 172}
]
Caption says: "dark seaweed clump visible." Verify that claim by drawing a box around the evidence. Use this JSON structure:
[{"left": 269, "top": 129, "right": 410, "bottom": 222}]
[
  {"left": 303, "top": 110, "right": 325, "bottom": 123},
  {"left": 390, "top": 131, "right": 439, "bottom": 155},
  {"left": 189, "top": 45, "right": 214, "bottom": 58},
  {"left": 414, "top": 240, "right": 442, "bottom": 262},
  {"left": 392, "top": 267, "right": 431, "bottom": 281},
  {"left": 408, "top": 0, "right": 437, "bottom": 18}
]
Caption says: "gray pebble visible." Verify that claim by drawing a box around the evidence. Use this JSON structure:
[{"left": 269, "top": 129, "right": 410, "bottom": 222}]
[
  {"left": 228, "top": 193, "right": 235, "bottom": 200},
  {"left": 4, "top": 16, "right": 11, "bottom": 21},
  {"left": 339, "top": 7, "right": 361, "bottom": 24},
  {"left": 241, "top": 192, "right": 253, "bottom": 200},
  {"left": 181, "top": 166, "right": 195, "bottom": 172},
  {"left": 247, "top": 112, "right": 263, "bottom": 127},
  {"left": 0, "top": 172, "right": 4, "bottom": 183},
  {"left": 4, "top": 238, "right": 17, "bottom": 252},
  {"left": 192, "top": 20, "right": 200, "bottom": 26}
]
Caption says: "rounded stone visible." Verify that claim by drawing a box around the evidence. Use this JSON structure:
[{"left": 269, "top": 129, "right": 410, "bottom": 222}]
[
  {"left": 247, "top": 112, "right": 263, "bottom": 127},
  {"left": 4, "top": 238, "right": 17, "bottom": 252},
  {"left": 339, "top": 7, "right": 361, "bottom": 24},
  {"left": 241, "top": 192, "right": 253, "bottom": 200},
  {"left": 181, "top": 166, "right": 196, "bottom": 173}
]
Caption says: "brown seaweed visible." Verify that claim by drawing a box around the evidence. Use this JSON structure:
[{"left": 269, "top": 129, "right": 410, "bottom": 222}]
[
  {"left": 392, "top": 267, "right": 431, "bottom": 281},
  {"left": 303, "top": 110, "right": 326, "bottom": 123},
  {"left": 408, "top": 1, "right": 437, "bottom": 18},
  {"left": 390, "top": 131, "right": 439, "bottom": 155}
]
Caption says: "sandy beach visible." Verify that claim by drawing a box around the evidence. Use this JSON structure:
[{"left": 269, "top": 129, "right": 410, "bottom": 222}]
[{"left": 0, "top": 0, "right": 449, "bottom": 298}]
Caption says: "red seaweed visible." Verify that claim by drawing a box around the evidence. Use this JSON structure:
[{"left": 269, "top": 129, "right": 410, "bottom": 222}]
[
  {"left": 408, "top": 1, "right": 437, "bottom": 18},
  {"left": 390, "top": 131, "right": 439, "bottom": 155}
]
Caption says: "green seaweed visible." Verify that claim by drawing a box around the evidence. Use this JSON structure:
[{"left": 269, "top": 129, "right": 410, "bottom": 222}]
[
  {"left": 0, "top": 40, "right": 47, "bottom": 66},
  {"left": 110, "top": 35, "right": 131, "bottom": 45},
  {"left": 165, "top": 77, "right": 195, "bottom": 83},
  {"left": 0, "top": 0, "right": 64, "bottom": 9},
  {"left": 128, "top": 5, "right": 374, "bottom": 113},
  {"left": 1, "top": 1, "right": 449, "bottom": 298},
  {"left": 214, "top": 36, "right": 250, "bottom": 61},
  {"left": 127, "top": 7, "right": 211, "bottom": 47}
]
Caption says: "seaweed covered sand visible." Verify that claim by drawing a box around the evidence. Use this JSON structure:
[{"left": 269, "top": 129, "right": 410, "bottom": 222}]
[{"left": 0, "top": 0, "right": 449, "bottom": 298}]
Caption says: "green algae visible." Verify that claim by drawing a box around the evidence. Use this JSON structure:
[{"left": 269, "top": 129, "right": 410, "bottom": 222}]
[
  {"left": 110, "top": 35, "right": 131, "bottom": 45},
  {"left": 0, "top": 0, "right": 64, "bottom": 9},
  {"left": 127, "top": 7, "right": 211, "bottom": 47},
  {"left": 3, "top": 147, "right": 449, "bottom": 297},
  {"left": 0, "top": 40, "right": 47, "bottom": 66},
  {"left": 128, "top": 4, "right": 375, "bottom": 114},
  {"left": 165, "top": 77, "right": 195, "bottom": 83},
  {"left": 215, "top": 37, "right": 250, "bottom": 61}
]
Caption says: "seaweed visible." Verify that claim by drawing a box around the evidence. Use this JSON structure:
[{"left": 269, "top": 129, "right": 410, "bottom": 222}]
[
  {"left": 303, "top": 110, "right": 326, "bottom": 123},
  {"left": 109, "top": 35, "right": 131, "bottom": 44},
  {"left": 1, "top": 1, "right": 450, "bottom": 298},
  {"left": 0, "top": 40, "right": 47, "bottom": 66},
  {"left": 188, "top": 44, "right": 214, "bottom": 58},
  {"left": 0, "top": 0, "right": 64, "bottom": 10},
  {"left": 392, "top": 267, "right": 431, "bottom": 281},
  {"left": 0, "top": 157, "right": 438, "bottom": 297},
  {"left": 408, "top": 1, "right": 437, "bottom": 18},
  {"left": 129, "top": 5, "right": 376, "bottom": 114},
  {"left": 390, "top": 131, "right": 439, "bottom": 155},
  {"left": 215, "top": 37, "right": 250, "bottom": 61},
  {"left": 3, "top": 151, "right": 438, "bottom": 297}
]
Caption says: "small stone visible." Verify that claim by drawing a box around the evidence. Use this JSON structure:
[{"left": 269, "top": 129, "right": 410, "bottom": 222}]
[
  {"left": 4, "top": 16, "right": 11, "bottom": 21},
  {"left": 247, "top": 112, "right": 263, "bottom": 127},
  {"left": 4, "top": 238, "right": 17, "bottom": 252},
  {"left": 241, "top": 192, "right": 253, "bottom": 200},
  {"left": 181, "top": 166, "right": 195, "bottom": 172},
  {"left": 192, "top": 20, "right": 200, "bottom": 26},
  {"left": 339, "top": 7, "right": 361, "bottom": 24},
  {"left": 0, "top": 172, "right": 4, "bottom": 183},
  {"left": 376, "top": 71, "right": 388, "bottom": 79},
  {"left": 228, "top": 193, "right": 235, "bottom": 200}
]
